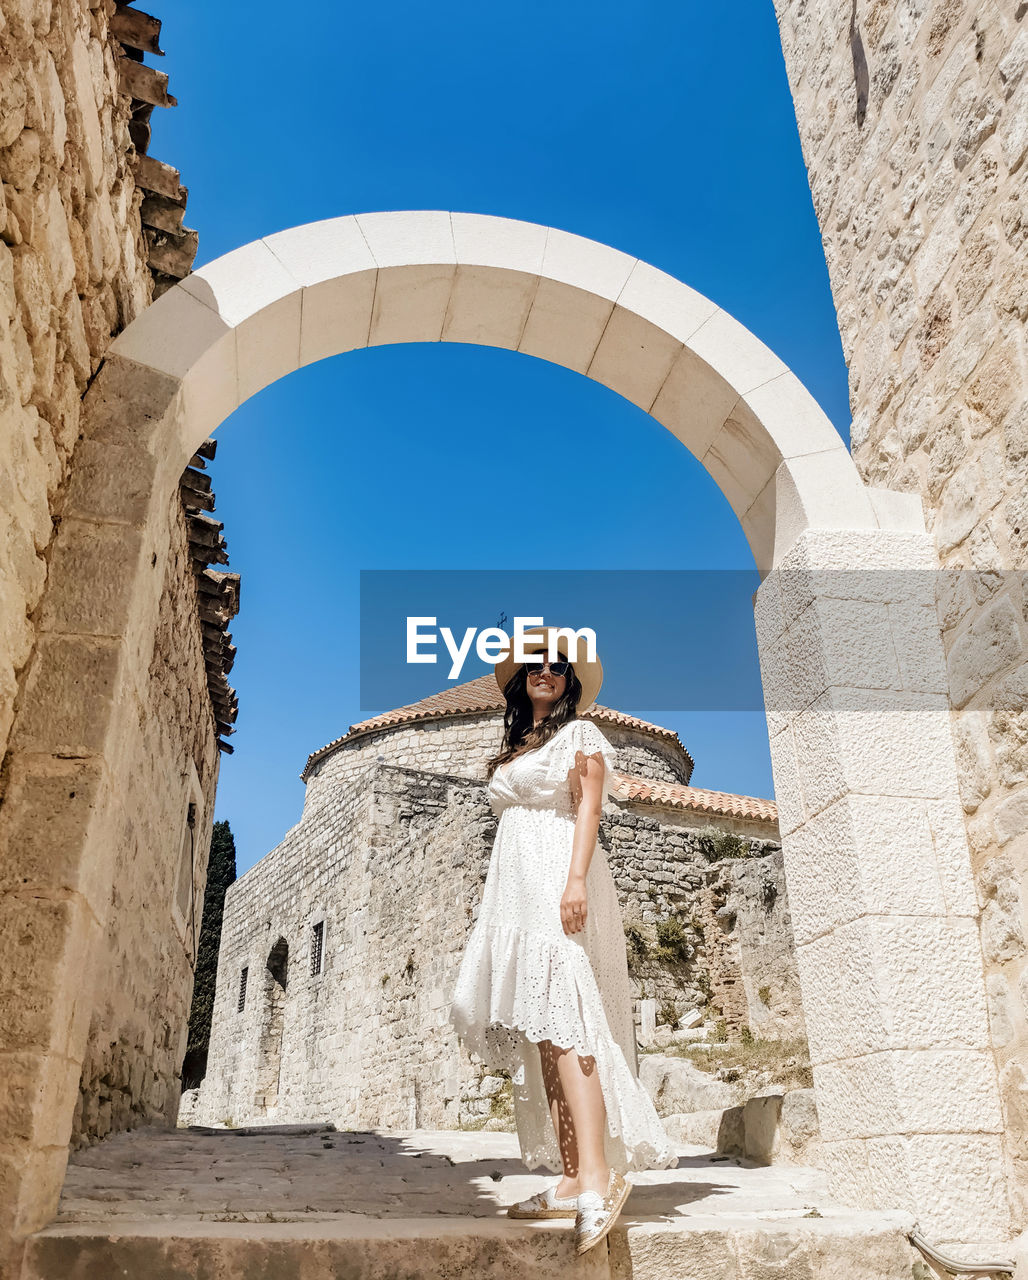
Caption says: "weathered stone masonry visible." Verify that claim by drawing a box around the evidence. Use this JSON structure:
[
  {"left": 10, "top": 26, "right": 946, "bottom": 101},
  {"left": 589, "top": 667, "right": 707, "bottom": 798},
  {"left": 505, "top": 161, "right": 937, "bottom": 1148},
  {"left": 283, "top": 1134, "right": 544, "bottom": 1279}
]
[
  {"left": 774, "top": 0, "right": 1028, "bottom": 1225},
  {"left": 0, "top": 0, "right": 226, "bottom": 1242}
]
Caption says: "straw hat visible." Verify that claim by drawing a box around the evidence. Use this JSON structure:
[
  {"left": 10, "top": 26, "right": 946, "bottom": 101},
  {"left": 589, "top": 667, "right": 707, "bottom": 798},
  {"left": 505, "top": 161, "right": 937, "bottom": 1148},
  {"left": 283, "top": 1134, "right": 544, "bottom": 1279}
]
[{"left": 493, "top": 626, "right": 604, "bottom": 715}]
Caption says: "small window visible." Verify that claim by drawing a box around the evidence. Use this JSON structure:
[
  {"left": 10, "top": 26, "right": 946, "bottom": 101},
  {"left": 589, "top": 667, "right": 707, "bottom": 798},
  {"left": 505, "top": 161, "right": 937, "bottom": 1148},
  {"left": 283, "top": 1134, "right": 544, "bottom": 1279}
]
[
  {"left": 310, "top": 921, "right": 324, "bottom": 977},
  {"left": 237, "top": 966, "right": 248, "bottom": 1012}
]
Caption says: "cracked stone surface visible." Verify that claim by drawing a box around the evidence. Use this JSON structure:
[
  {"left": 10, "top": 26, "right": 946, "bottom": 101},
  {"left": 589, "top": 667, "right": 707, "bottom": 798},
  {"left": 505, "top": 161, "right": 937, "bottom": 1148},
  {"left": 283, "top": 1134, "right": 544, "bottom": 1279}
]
[{"left": 24, "top": 1127, "right": 921, "bottom": 1280}]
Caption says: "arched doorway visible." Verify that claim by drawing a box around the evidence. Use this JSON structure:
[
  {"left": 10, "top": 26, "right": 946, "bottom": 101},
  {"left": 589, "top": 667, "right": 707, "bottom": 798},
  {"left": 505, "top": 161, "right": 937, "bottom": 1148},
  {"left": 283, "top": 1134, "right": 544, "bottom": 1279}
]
[
  {"left": 0, "top": 212, "right": 1004, "bottom": 1241},
  {"left": 254, "top": 938, "right": 289, "bottom": 1115}
]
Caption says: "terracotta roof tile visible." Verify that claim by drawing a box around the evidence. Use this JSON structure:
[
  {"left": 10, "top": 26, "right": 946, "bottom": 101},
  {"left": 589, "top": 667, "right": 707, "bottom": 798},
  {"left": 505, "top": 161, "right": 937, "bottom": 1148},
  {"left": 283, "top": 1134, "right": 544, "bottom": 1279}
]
[
  {"left": 613, "top": 775, "right": 778, "bottom": 824},
  {"left": 300, "top": 673, "right": 695, "bottom": 781}
]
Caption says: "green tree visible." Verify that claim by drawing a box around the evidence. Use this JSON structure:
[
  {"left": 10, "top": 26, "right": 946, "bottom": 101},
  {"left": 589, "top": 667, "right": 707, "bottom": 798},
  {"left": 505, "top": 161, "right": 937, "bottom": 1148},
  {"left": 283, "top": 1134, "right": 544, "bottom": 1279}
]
[{"left": 181, "top": 819, "right": 237, "bottom": 1088}]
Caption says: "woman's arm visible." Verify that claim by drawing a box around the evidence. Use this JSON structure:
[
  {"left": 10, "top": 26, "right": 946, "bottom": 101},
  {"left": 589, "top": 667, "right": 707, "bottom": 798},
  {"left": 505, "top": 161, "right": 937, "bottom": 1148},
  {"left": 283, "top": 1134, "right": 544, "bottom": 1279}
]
[{"left": 560, "top": 749, "right": 606, "bottom": 936}]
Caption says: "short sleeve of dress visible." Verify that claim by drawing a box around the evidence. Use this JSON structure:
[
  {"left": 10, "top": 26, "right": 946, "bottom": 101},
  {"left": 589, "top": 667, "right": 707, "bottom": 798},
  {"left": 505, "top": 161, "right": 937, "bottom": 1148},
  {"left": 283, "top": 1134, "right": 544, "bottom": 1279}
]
[{"left": 542, "top": 719, "right": 620, "bottom": 811}]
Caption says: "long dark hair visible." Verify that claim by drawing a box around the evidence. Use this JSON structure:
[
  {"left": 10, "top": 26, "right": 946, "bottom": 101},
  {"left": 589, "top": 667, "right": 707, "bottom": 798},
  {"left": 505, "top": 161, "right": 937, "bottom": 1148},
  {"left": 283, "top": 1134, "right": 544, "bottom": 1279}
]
[{"left": 485, "top": 658, "right": 584, "bottom": 780}]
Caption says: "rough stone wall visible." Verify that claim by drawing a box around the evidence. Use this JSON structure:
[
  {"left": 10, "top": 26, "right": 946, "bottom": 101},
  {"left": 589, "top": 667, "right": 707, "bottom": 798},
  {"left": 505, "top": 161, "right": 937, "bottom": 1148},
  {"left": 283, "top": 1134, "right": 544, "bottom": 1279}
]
[
  {"left": 697, "top": 851, "right": 808, "bottom": 1042},
  {"left": 0, "top": 0, "right": 152, "bottom": 769},
  {"left": 303, "top": 715, "right": 693, "bottom": 800},
  {"left": 197, "top": 763, "right": 491, "bottom": 1130},
  {"left": 606, "top": 809, "right": 800, "bottom": 1029},
  {"left": 72, "top": 491, "right": 220, "bottom": 1144},
  {"left": 774, "top": 0, "right": 1028, "bottom": 1221},
  {"left": 197, "top": 753, "right": 801, "bottom": 1130}
]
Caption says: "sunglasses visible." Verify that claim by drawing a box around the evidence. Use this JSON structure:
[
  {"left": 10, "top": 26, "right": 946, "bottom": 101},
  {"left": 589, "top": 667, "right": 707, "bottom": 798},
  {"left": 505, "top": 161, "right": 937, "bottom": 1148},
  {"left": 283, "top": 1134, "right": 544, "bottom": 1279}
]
[{"left": 523, "top": 658, "right": 572, "bottom": 678}]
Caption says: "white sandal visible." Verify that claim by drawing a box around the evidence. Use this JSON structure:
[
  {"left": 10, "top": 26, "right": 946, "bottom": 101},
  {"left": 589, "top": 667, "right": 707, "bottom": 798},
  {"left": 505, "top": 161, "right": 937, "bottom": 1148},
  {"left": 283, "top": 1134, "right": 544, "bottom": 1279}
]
[
  {"left": 574, "top": 1168, "right": 631, "bottom": 1253},
  {"left": 507, "top": 1179, "right": 579, "bottom": 1219}
]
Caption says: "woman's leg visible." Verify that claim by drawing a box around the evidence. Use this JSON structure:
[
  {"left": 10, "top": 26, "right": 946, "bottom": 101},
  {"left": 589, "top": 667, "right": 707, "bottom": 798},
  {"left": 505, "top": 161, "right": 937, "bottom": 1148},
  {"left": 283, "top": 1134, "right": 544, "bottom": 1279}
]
[
  {"left": 554, "top": 1044, "right": 610, "bottom": 1197},
  {"left": 538, "top": 1039, "right": 610, "bottom": 1198},
  {"left": 538, "top": 1039, "right": 579, "bottom": 1197}
]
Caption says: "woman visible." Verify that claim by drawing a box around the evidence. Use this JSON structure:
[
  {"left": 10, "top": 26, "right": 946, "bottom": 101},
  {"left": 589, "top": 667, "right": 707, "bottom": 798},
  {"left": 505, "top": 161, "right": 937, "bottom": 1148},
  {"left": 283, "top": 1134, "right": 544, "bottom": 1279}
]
[{"left": 448, "top": 626, "right": 677, "bottom": 1255}]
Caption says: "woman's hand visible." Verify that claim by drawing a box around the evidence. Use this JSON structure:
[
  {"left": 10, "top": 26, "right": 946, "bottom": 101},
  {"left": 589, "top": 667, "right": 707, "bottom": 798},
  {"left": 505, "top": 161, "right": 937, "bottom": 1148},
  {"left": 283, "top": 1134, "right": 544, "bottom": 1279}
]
[{"left": 561, "top": 874, "right": 588, "bottom": 935}]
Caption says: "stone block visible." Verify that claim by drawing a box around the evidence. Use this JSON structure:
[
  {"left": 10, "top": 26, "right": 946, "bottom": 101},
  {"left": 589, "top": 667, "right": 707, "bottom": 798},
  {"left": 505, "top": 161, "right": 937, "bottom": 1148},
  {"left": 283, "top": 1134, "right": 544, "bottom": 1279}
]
[
  {"left": 78, "top": 353, "right": 180, "bottom": 452},
  {"left": 744, "top": 370, "right": 847, "bottom": 462},
  {"left": 814, "top": 1048, "right": 1003, "bottom": 1141},
  {"left": 62, "top": 438, "right": 157, "bottom": 526},
  {"left": 450, "top": 212, "right": 548, "bottom": 276},
  {"left": 0, "top": 892, "right": 100, "bottom": 1058},
  {"left": 517, "top": 226, "right": 637, "bottom": 372},
  {"left": 947, "top": 596, "right": 1027, "bottom": 708},
  {"left": 686, "top": 307, "right": 788, "bottom": 398},
  {"left": 67, "top": 33, "right": 103, "bottom": 189},
  {"left": 26, "top": 1220, "right": 614, "bottom": 1279},
  {"left": 0, "top": 1141, "right": 70, "bottom": 1239},
  {"left": 0, "top": 1050, "right": 80, "bottom": 1149},
  {"left": 609, "top": 1221, "right": 742, "bottom": 1279},
  {"left": 864, "top": 1133, "right": 1010, "bottom": 1241},
  {"left": 767, "top": 726, "right": 806, "bottom": 837},
  {"left": 0, "top": 755, "right": 109, "bottom": 912},
  {"left": 638, "top": 1054, "right": 746, "bottom": 1114},
  {"left": 789, "top": 690, "right": 848, "bottom": 819},
  {"left": 797, "top": 916, "right": 991, "bottom": 1065},
  {"left": 773, "top": 452, "right": 880, "bottom": 562},
  {"left": 441, "top": 263, "right": 540, "bottom": 350},
  {"left": 110, "top": 282, "right": 230, "bottom": 383},
  {"left": 539, "top": 225, "right": 635, "bottom": 300},
  {"left": 701, "top": 398, "right": 780, "bottom": 519},
  {"left": 355, "top": 210, "right": 456, "bottom": 269},
  {"left": 586, "top": 303, "right": 682, "bottom": 412},
  {"left": 262, "top": 217, "right": 378, "bottom": 366},
  {"left": 368, "top": 263, "right": 457, "bottom": 346},
  {"left": 741, "top": 1093, "right": 783, "bottom": 1164},
  {"left": 12, "top": 633, "right": 121, "bottom": 756},
  {"left": 264, "top": 215, "right": 378, "bottom": 286},
  {"left": 779, "top": 1089, "right": 821, "bottom": 1165},
  {"left": 37, "top": 518, "right": 143, "bottom": 637},
  {"left": 109, "top": 286, "right": 237, "bottom": 444},
  {"left": 923, "top": 795, "right": 979, "bottom": 917},
  {"left": 181, "top": 241, "right": 303, "bottom": 404},
  {"left": 741, "top": 474, "right": 778, "bottom": 573},
  {"left": 662, "top": 1107, "right": 734, "bottom": 1149},
  {"left": 518, "top": 275, "right": 616, "bottom": 374},
  {"left": 616, "top": 259, "right": 718, "bottom": 346},
  {"left": 783, "top": 795, "right": 954, "bottom": 946},
  {"left": 866, "top": 486, "right": 926, "bottom": 534},
  {"left": 817, "top": 1136, "right": 873, "bottom": 1209},
  {"left": 791, "top": 686, "right": 959, "bottom": 818},
  {"left": 299, "top": 267, "right": 378, "bottom": 366},
  {"left": 648, "top": 343, "right": 741, "bottom": 461},
  {"left": 995, "top": 792, "right": 1028, "bottom": 848}
]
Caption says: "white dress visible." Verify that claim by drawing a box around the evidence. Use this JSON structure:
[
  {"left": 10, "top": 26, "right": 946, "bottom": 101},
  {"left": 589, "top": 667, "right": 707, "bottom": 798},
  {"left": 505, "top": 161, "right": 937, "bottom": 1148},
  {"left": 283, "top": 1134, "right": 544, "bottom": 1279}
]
[{"left": 447, "top": 717, "right": 678, "bottom": 1175}]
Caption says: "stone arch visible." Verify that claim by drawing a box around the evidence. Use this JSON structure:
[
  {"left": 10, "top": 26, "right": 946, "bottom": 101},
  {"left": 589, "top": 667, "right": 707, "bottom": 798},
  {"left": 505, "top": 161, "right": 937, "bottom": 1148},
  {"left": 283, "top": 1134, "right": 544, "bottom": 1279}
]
[
  {"left": 0, "top": 212, "right": 1003, "bottom": 1241},
  {"left": 254, "top": 938, "right": 289, "bottom": 1115},
  {"left": 107, "top": 210, "right": 881, "bottom": 573}
]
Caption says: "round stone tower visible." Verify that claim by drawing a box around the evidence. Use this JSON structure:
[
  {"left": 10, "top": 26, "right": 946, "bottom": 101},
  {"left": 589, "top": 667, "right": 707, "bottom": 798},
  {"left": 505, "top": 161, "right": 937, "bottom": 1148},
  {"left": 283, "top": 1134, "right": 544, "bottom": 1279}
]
[{"left": 299, "top": 673, "right": 695, "bottom": 812}]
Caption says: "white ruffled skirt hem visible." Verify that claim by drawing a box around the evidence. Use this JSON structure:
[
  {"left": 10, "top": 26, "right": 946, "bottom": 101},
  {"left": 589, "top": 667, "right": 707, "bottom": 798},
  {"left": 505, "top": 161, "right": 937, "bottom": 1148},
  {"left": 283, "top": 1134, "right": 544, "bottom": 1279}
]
[{"left": 449, "top": 921, "right": 678, "bottom": 1174}]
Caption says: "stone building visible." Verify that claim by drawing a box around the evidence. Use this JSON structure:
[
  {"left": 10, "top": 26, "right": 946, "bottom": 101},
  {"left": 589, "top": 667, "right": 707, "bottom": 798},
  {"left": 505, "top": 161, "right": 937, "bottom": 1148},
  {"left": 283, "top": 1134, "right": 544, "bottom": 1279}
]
[{"left": 193, "top": 677, "right": 794, "bottom": 1131}]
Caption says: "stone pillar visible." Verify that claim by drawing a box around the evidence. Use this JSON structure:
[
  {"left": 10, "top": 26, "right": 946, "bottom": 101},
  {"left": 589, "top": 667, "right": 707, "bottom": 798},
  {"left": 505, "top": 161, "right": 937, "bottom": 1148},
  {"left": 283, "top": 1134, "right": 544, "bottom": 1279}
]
[
  {"left": 755, "top": 526, "right": 1010, "bottom": 1243},
  {"left": 0, "top": 363, "right": 180, "bottom": 1241}
]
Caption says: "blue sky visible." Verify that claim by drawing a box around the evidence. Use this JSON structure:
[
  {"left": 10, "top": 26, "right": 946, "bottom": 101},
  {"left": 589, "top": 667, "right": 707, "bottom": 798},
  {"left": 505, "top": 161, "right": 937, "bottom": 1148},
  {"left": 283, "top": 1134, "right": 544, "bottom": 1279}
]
[{"left": 156, "top": 1, "right": 850, "bottom": 873}]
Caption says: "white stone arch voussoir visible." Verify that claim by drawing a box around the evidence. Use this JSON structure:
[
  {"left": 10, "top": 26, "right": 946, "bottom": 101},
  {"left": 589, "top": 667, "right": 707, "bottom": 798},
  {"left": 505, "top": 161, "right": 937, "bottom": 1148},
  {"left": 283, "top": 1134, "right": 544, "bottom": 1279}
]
[{"left": 110, "top": 210, "right": 879, "bottom": 571}]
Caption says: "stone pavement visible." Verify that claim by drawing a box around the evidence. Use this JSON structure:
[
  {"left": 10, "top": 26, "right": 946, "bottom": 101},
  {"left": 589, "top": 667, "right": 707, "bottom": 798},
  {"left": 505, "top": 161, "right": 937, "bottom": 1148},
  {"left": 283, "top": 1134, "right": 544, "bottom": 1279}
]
[{"left": 21, "top": 1125, "right": 920, "bottom": 1278}]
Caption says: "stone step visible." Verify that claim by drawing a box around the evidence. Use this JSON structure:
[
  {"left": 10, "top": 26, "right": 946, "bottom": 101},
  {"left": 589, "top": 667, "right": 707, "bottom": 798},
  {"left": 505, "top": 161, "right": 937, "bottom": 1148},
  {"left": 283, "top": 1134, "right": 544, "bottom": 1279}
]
[{"left": 22, "top": 1211, "right": 919, "bottom": 1280}]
